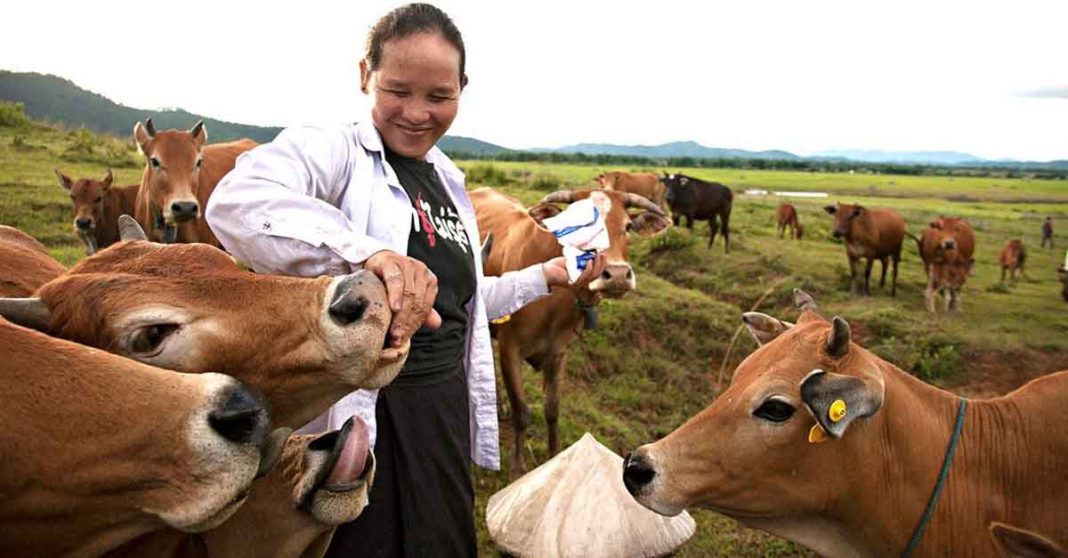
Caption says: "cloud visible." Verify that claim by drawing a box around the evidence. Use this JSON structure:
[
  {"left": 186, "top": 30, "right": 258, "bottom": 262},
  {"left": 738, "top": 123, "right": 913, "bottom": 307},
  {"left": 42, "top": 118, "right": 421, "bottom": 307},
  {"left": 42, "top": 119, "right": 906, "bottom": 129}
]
[{"left": 1019, "top": 87, "right": 1068, "bottom": 99}]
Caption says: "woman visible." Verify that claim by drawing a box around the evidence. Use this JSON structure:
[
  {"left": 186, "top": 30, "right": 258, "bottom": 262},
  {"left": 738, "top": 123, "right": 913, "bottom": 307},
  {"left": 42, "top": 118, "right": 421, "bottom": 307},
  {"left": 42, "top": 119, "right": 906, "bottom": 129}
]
[{"left": 206, "top": 4, "right": 605, "bottom": 557}]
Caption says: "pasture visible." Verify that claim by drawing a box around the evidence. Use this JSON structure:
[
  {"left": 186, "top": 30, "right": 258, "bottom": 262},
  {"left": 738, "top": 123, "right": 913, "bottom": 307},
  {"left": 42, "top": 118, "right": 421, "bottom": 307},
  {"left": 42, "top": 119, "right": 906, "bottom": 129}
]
[{"left": 3, "top": 115, "right": 1067, "bottom": 556}]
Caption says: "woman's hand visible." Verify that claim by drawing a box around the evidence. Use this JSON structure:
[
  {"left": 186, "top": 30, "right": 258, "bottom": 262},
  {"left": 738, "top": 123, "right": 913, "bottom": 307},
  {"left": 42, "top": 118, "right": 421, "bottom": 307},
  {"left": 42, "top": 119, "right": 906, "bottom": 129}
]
[
  {"left": 363, "top": 250, "right": 442, "bottom": 348},
  {"left": 542, "top": 253, "right": 607, "bottom": 289}
]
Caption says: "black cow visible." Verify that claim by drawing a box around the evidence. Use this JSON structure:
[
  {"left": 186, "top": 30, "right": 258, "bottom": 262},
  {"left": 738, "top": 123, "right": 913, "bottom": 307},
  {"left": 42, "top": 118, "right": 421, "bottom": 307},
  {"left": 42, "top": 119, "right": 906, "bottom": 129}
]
[{"left": 662, "top": 173, "right": 734, "bottom": 253}]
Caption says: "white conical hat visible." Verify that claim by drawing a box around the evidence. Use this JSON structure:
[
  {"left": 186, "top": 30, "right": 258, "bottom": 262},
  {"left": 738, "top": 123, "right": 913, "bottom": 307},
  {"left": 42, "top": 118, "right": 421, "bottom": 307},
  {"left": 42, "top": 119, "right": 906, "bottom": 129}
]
[{"left": 487, "top": 433, "right": 696, "bottom": 558}]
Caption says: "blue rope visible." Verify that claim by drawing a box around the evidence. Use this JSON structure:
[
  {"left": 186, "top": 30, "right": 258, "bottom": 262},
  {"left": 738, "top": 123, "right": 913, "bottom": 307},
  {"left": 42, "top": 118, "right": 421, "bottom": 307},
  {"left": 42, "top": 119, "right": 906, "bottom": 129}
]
[
  {"left": 901, "top": 398, "right": 967, "bottom": 558},
  {"left": 551, "top": 207, "right": 600, "bottom": 239}
]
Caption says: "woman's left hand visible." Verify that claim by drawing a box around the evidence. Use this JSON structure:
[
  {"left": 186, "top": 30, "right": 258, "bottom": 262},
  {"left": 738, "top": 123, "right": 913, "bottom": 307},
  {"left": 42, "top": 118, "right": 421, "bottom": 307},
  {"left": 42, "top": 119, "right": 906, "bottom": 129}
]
[{"left": 542, "top": 253, "right": 607, "bottom": 289}]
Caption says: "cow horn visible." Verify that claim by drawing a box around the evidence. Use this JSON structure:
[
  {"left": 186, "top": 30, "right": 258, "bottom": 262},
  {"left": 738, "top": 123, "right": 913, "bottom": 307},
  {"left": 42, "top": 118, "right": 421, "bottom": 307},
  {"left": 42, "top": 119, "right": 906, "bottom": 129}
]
[
  {"left": 0, "top": 298, "right": 52, "bottom": 332},
  {"left": 537, "top": 191, "right": 577, "bottom": 205},
  {"left": 144, "top": 118, "right": 156, "bottom": 137},
  {"left": 793, "top": 288, "right": 819, "bottom": 311},
  {"left": 480, "top": 232, "right": 494, "bottom": 267},
  {"left": 623, "top": 193, "right": 665, "bottom": 216},
  {"left": 118, "top": 214, "right": 149, "bottom": 241},
  {"left": 825, "top": 316, "right": 851, "bottom": 358}
]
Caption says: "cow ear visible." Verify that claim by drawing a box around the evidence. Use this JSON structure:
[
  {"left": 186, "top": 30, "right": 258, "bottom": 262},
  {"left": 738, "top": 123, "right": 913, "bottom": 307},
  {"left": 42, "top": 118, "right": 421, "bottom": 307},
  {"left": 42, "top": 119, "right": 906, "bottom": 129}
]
[
  {"left": 823, "top": 204, "right": 837, "bottom": 215},
  {"left": 929, "top": 220, "right": 942, "bottom": 229},
  {"left": 742, "top": 312, "right": 793, "bottom": 346},
  {"left": 632, "top": 211, "right": 671, "bottom": 236},
  {"left": 528, "top": 202, "right": 563, "bottom": 224},
  {"left": 800, "top": 368, "right": 884, "bottom": 441},
  {"left": 190, "top": 121, "right": 207, "bottom": 147},
  {"left": 852, "top": 205, "right": 865, "bottom": 216},
  {"left": 133, "top": 121, "right": 152, "bottom": 155},
  {"left": 679, "top": 177, "right": 689, "bottom": 185},
  {"left": 989, "top": 522, "right": 1067, "bottom": 558},
  {"left": 101, "top": 169, "right": 113, "bottom": 190},
  {"left": 55, "top": 169, "right": 73, "bottom": 191}
]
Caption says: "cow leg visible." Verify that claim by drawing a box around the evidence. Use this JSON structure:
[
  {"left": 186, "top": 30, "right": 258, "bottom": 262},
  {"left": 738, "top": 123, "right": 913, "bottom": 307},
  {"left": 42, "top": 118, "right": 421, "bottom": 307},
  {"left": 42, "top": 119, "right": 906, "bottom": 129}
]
[
  {"left": 848, "top": 255, "right": 860, "bottom": 294},
  {"left": 925, "top": 268, "right": 938, "bottom": 312},
  {"left": 891, "top": 251, "right": 900, "bottom": 297},
  {"left": 878, "top": 257, "right": 888, "bottom": 288},
  {"left": 500, "top": 335, "right": 531, "bottom": 478},
  {"left": 707, "top": 217, "right": 718, "bottom": 248},
  {"left": 686, "top": 214, "right": 694, "bottom": 231},
  {"left": 721, "top": 213, "right": 730, "bottom": 254},
  {"left": 543, "top": 352, "right": 566, "bottom": 457},
  {"left": 949, "top": 288, "right": 962, "bottom": 312},
  {"left": 1001, "top": 266, "right": 1007, "bottom": 283},
  {"left": 863, "top": 257, "right": 874, "bottom": 296}
]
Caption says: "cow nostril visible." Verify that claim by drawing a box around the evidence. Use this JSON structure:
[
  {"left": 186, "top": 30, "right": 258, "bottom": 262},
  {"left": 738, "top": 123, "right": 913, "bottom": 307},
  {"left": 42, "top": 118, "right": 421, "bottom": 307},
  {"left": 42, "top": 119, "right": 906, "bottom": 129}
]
[
  {"left": 626, "top": 269, "right": 634, "bottom": 280},
  {"left": 75, "top": 218, "right": 92, "bottom": 229},
  {"left": 171, "top": 201, "right": 199, "bottom": 217},
  {"left": 622, "top": 452, "right": 657, "bottom": 495},
  {"left": 330, "top": 294, "right": 369, "bottom": 326},
  {"left": 601, "top": 270, "right": 612, "bottom": 280},
  {"left": 209, "top": 385, "right": 268, "bottom": 447}
]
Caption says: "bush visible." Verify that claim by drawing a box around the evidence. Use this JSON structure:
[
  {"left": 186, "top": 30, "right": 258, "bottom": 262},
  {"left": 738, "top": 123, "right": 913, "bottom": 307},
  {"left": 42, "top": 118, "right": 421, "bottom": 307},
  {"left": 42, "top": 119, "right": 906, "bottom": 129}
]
[
  {"left": 60, "top": 128, "right": 139, "bottom": 167},
  {"left": 530, "top": 173, "right": 561, "bottom": 191},
  {"left": 464, "top": 164, "right": 511, "bottom": 186},
  {"left": 870, "top": 335, "right": 962, "bottom": 382},
  {"left": 0, "top": 101, "right": 31, "bottom": 128}
]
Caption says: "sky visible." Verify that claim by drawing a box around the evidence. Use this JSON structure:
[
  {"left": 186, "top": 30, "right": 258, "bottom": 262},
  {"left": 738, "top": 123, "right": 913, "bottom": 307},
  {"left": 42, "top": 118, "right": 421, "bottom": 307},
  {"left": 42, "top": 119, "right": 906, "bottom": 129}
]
[{"left": 2, "top": 0, "right": 1066, "bottom": 161}]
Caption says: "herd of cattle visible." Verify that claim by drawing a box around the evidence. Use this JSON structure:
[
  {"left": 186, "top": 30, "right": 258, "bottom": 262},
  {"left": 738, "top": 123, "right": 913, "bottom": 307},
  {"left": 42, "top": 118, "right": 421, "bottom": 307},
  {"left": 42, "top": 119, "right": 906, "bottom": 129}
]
[{"left": 1, "top": 120, "right": 1065, "bottom": 557}]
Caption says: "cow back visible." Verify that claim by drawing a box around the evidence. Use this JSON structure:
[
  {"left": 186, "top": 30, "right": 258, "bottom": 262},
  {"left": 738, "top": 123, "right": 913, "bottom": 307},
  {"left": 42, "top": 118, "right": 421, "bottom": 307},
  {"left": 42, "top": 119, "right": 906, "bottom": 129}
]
[
  {"left": 601, "top": 172, "right": 665, "bottom": 205},
  {"left": 471, "top": 188, "right": 561, "bottom": 275},
  {"left": 852, "top": 208, "right": 906, "bottom": 256},
  {"left": 0, "top": 226, "right": 66, "bottom": 297}
]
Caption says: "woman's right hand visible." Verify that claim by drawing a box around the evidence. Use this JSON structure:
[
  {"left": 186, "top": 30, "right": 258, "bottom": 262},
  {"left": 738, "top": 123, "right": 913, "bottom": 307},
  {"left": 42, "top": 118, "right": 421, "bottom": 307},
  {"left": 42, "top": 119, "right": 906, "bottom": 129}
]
[{"left": 363, "top": 251, "right": 442, "bottom": 348}]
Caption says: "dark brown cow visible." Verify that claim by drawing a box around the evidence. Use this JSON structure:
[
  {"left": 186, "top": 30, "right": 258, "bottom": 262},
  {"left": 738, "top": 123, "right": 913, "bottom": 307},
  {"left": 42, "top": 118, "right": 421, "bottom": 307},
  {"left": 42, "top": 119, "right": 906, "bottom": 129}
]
[
  {"left": 473, "top": 187, "right": 670, "bottom": 477},
  {"left": 624, "top": 290, "right": 1068, "bottom": 557},
  {"left": 0, "top": 225, "right": 66, "bottom": 297},
  {"left": 0, "top": 317, "right": 273, "bottom": 558},
  {"left": 56, "top": 168, "right": 140, "bottom": 255},
  {"left": 133, "top": 118, "right": 256, "bottom": 245},
  {"left": 919, "top": 217, "right": 976, "bottom": 312},
  {"left": 776, "top": 203, "right": 803, "bottom": 239},
  {"left": 999, "top": 239, "right": 1026, "bottom": 282},
  {"left": 824, "top": 203, "right": 905, "bottom": 296},
  {"left": 597, "top": 171, "right": 667, "bottom": 208}
]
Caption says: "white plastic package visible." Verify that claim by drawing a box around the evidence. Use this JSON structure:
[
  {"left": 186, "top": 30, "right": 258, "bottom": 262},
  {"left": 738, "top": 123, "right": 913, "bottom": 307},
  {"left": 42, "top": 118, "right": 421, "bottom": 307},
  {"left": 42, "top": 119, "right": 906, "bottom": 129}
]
[{"left": 541, "top": 191, "right": 613, "bottom": 283}]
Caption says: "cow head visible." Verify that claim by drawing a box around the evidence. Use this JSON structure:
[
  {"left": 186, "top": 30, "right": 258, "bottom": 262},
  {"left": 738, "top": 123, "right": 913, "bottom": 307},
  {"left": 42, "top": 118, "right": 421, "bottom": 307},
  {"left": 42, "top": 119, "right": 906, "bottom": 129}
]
[
  {"left": 56, "top": 168, "right": 112, "bottom": 255},
  {"left": 527, "top": 189, "right": 669, "bottom": 295},
  {"left": 134, "top": 118, "right": 207, "bottom": 240},
  {"left": 624, "top": 290, "right": 886, "bottom": 522},
  {"left": 924, "top": 216, "right": 970, "bottom": 256},
  {"left": 662, "top": 173, "right": 689, "bottom": 206},
  {"left": 1, "top": 318, "right": 283, "bottom": 554},
  {"left": 823, "top": 202, "right": 866, "bottom": 238},
  {"left": 0, "top": 226, "right": 408, "bottom": 428}
]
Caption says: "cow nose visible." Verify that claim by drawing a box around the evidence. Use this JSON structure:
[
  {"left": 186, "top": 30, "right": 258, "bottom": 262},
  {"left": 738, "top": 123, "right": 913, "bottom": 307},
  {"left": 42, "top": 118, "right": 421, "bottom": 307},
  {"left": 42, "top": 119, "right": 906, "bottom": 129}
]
[
  {"left": 209, "top": 383, "right": 269, "bottom": 447},
  {"left": 170, "top": 201, "right": 200, "bottom": 220},
  {"left": 329, "top": 276, "right": 370, "bottom": 326},
  {"left": 622, "top": 451, "right": 657, "bottom": 495},
  {"left": 943, "top": 239, "right": 957, "bottom": 250},
  {"left": 75, "top": 217, "right": 92, "bottom": 230},
  {"left": 601, "top": 263, "right": 635, "bottom": 288},
  {"left": 832, "top": 228, "right": 844, "bottom": 238}
]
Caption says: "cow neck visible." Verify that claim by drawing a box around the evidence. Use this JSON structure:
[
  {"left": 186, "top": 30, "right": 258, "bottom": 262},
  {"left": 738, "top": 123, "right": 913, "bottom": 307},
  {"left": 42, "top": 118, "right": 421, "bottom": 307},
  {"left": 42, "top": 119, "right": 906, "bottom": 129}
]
[{"left": 96, "top": 187, "right": 127, "bottom": 246}]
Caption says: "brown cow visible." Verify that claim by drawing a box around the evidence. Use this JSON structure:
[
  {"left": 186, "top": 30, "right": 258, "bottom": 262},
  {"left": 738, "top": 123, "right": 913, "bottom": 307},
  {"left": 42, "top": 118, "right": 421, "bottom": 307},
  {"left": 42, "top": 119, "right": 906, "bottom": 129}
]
[
  {"left": 0, "top": 225, "right": 66, "bottom": 297},
  {"left": 824, "top": 202, "right": 905, "bottom": 296},
  {"left": 776, "top": 203, "right": 803, "bottom": 239},
  {"left": 133, "top": 118, "right": 256, "bottom": 245},
  {"left": 919, "top": 217, "right": 976, "bottom": 312},
  {"left": 56, "top": 168, "right": 140, "bottom": 255},
  {"left": 596, "top": 171, "right": 667, "bottom": 209},
  {"left": 473, "top": 187, "right": 670, "bottom": 477},
  {"left": 999, "top": 239, "right": 1027, "bottom": 282},
  {"left": 0, "top": 317, "right": 274, "bottom": 558},
  {"left": 624, "top": 290, "right": 1068, "bottom": 557}
]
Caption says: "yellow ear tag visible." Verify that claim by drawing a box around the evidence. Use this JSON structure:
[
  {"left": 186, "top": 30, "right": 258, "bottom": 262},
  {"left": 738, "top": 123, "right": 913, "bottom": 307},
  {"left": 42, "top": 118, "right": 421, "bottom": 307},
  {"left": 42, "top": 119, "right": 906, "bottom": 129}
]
[
  {"left": 808, "top": 423, "right": 829, "bottom": 444},
  {"left": 829, "top": 399, "right": 847, "bottom": 423},
  {"left": 491, "top": 315, "right": 511, "bottom": 325}
]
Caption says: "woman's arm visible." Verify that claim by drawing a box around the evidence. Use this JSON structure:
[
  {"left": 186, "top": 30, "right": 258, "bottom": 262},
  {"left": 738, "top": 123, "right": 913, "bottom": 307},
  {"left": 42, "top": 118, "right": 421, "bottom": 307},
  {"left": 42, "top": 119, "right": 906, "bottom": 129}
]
[
  {"left": 206, "top": 126, "right": 391, "bottom": 276},
  {"left": 479, "top": 255, "right": 606, "bottom": 320}
]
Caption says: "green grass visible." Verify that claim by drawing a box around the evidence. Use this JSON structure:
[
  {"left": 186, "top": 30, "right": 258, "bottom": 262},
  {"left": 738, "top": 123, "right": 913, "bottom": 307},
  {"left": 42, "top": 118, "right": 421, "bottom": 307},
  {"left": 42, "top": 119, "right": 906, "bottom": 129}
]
[{"left": 3, "top": 109, "right": 1066, "bottom": 556}]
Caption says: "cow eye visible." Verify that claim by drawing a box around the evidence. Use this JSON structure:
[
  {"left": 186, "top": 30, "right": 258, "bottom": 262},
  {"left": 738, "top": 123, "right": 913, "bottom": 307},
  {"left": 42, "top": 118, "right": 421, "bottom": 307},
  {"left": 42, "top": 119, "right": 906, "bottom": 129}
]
[
  {"left": 753, "top": 399, "right": 795, "bottom": 422},
  {"left": 150, "top": 157, "right": 161, "bottom": 169},
  {"left": 95, "top": 196, "right": 103, "bottom": 203},
  {"left": 195, "top": 158, "right": 203, "bottom": 168},
  {"left": 626, "top": 221, "right": 636, "bottom": 233},
  {"left": 129, "top": 324, "right": 179, "bottom": 355}
]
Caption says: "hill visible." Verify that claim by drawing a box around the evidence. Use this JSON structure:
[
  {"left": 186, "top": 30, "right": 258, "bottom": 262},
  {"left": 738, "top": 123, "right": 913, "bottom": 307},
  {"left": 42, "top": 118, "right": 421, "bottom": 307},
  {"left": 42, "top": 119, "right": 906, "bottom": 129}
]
[
  {"left": 437, "top": 135, "right": 510, "bottom": 156},
  {"left": 536, "top": 140, "right": 801, "bottom": 161}
]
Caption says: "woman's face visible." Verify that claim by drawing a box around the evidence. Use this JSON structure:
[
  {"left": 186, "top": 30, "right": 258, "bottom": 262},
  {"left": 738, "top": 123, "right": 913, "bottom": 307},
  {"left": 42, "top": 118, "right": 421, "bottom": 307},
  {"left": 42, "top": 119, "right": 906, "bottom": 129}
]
[{"left": 361, "top": 32, "right": 462, "bottom": 159}]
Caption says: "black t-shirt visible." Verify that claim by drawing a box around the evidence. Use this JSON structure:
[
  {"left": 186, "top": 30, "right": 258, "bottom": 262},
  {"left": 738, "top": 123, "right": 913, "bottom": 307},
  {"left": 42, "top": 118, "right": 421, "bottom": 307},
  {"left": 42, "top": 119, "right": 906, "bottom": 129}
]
[{"left": 385, "top": 146, "right": 475, "bottom": 382}]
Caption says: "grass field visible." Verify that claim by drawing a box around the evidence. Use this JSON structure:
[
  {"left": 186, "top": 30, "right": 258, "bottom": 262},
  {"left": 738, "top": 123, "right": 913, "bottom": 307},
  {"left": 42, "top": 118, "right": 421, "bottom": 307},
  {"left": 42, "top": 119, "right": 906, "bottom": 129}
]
[{"left": 3, "top": 111, "right": 1067, "bottom": 556}]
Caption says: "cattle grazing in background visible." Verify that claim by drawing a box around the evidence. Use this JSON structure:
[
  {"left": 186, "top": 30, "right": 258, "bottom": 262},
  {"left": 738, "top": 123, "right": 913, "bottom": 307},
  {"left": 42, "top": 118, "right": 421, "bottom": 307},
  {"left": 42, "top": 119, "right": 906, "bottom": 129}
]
[
  {"left": 776, "top": 203, "right": 803, "bottom": 239},
  {"left": 919, "top": 216, "right": 976, "bottom": 312},
  {"left": 662, "top": 173, "right": 733, "bottom": 252},
  {"left": 596, "top": 171, "right": 667, "bottom": 209},
  {"left": 133, "top": 118, "right": 257, "bottom": 245},
  {"left": 55, "top": 168, "right": 140, "bottom": 255},
  {"left": 0, "top": 225, "right": 65, "bottom": 297},
  {"left": 473, "top": 187, "right": 669, "bottom": 477},
  {"left": 1059, "top": 252, "right": 1067, "bottom": 302},
  {"left": 624, "top": 290, "right": 1068, "bottom": 557},
  {"left": 998, "top": 239, "right": 1026, "bottom": 282},
  {"left": 1041, "top": 217, "right": 1054, "bottom": 249},
  {"left": 0, "top": 317, "right": 275, "bottom": 558},
  {"left": 823, "top": 202, "right": 905, "bottom": 296}
]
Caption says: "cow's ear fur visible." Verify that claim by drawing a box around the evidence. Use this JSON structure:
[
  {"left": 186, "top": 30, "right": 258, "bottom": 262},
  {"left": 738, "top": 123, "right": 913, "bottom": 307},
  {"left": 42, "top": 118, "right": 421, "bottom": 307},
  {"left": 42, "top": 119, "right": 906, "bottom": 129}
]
[
  {"left": 851, "top": 205, "right": 865, "bottom": 216},
  {"left": 190, "top": 121, "right": 207, "bottom": 147},
  {"left": 800, "top": 368, "right": 884, "bottom": 440},
  {"left": 742, "top": 312, "right": 793, "bottom": 346},
  {"left": 101, "top": 169, "right": 113, "bottom": 190},
  {"left": 989, "top": 522, "right": 1067, "bottom": 558},
  {"left": 929, "top": 219, "right": 943, "bottom": 229},
  {"left": 55, "top": 169, "right": 73, "bottom": 191},
  {"left": 133, "top": 121, "right": 152, "bottom": 155},
  {"left": 632, "top": 211, "right": 671, "bottom": 236},
  {"left": 679, "top": 177, "right": 690, "bottom": 185},
  {"left": 528, "top": 202, "right": 563, "bottom": 224},
  {"left": 823, "top": 204, "right": 838, "bottom": 215}
]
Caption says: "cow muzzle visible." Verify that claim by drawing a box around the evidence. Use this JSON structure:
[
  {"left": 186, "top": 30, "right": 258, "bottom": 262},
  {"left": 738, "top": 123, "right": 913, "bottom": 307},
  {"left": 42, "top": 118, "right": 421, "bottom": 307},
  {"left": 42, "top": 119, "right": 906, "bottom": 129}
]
[
  {"left": 75, "top": 216, "right": 94, "bottom": 231},
  {"left": 941, "top": 238, "right": 957, "bottom": 251},
  {"left": 168, "top": 199, "right": 201, "bottom": 222},
  {"left": 589, "top": 262, "right": 635, "bottom": 295}
]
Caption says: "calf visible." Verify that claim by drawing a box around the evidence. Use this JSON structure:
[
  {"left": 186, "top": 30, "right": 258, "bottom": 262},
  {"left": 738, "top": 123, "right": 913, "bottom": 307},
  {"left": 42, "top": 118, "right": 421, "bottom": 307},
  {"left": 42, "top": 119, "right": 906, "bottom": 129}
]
[
  {"left": 824, "top": 202, "right": 905, "bottom": 296},
  {"left": 56, "top": 168, "right": 140, "bottom": 255},
  {"left": 662, "top": 173, "right": 733, "bottom": 252},
  {"left": 0, "top": 317, "right": 273, "bottom": 558},
  {"left": 473, "top": 187, "right": 669, "bottom": 477},
  {"left": 624, "top": 290, "right": 1068, "bottom": 557},
  {"left": 0, "top": 225, "right": 65, "bottom": 297},
  {"left": 920, "top": 217, "right": 976, "bottom": 312},
  {"left": 133, "top": 118, "right": 256, "bottom": 245},
  {"left": 999, "top": 239, "right": 1026, "bottom": 282},
  {"left": 776, "top": 203, "right": 803, "bottom": 239},
  {"left": 597, "top": 171, "right": 667, "bottom": 208}
]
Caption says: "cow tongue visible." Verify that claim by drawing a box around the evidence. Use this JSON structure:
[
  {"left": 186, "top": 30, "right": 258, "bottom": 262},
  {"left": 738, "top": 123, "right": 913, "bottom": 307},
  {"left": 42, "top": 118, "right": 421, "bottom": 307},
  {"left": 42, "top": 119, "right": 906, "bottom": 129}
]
[{"left": 325, "top": 416, "right": 370, "bottom": 486}]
